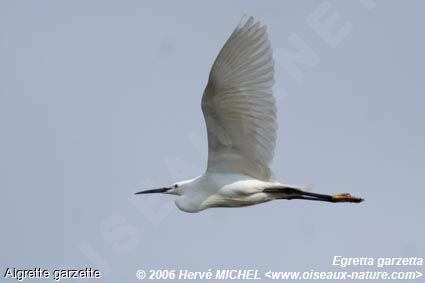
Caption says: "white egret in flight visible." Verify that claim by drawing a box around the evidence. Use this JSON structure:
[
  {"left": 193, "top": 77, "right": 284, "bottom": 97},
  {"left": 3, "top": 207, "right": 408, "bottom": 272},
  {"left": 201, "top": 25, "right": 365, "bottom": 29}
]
[{"left": 136, "top": 16, "right": 363, "bottom": 212}]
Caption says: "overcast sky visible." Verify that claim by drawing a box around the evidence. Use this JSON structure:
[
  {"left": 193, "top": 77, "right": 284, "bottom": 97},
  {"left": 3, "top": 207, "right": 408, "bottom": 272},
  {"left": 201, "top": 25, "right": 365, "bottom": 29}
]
[{"left": 1, "top": 1, "right": 424, "bottom": 282}]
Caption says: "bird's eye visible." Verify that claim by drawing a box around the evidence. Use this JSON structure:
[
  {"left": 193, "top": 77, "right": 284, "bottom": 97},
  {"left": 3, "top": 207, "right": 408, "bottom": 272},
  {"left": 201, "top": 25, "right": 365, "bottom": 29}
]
[{"left": 174, "top": 184, "right": 178, "bottom": 188}]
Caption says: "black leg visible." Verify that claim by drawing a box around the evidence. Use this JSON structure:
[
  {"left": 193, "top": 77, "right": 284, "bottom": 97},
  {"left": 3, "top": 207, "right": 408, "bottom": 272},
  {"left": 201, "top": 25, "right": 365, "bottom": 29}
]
[{"left": 263, "top": 187, "right": 363, "bottom": 203}]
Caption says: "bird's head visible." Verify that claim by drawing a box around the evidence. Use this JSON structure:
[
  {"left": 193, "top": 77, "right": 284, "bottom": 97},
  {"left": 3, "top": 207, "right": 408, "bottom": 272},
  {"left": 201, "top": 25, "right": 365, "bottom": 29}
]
[{"left": 135, "top": 182, "right": 182, "bottom": 196}]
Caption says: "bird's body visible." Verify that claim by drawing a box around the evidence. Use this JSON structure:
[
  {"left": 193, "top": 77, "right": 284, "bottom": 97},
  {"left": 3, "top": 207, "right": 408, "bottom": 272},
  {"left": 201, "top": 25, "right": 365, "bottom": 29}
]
[
  {"left": 173, "top": 173, "right": 280, "bottom": 212},
  {"left": 136, "top": 16, "right": 363, "bottom": 212}
]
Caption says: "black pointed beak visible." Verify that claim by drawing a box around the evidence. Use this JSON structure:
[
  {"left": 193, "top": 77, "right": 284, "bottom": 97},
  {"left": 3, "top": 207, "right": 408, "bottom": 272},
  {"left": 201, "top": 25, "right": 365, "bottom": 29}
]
[{"left": 134, "top": 187, "right": 170, "bottom": 195}]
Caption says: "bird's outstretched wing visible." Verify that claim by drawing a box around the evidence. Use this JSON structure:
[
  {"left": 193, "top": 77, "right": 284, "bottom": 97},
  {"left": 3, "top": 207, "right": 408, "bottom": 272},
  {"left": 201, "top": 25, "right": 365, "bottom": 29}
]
[{"left": 202, "top": 16, "right": 276, "bottom": 181}]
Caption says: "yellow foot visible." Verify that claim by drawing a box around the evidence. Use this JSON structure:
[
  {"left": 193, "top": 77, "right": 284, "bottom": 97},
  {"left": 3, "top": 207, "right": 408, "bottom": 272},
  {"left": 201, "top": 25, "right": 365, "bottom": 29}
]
[{"left": 331, "top": 193, "right": 364, "bottom": 203}]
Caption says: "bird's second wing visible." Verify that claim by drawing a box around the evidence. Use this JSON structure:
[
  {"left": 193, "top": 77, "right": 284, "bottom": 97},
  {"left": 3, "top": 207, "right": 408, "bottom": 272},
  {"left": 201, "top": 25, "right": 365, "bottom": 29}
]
[{"left": 202, "top": 16, "right": 277, "bottom": 181}]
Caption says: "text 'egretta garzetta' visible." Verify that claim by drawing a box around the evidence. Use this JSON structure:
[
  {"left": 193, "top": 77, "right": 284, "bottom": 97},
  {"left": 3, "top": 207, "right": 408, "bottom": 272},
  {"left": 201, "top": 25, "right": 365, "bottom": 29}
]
[{"left": 135, "top": 16, "right": 364, "bottom": 212}]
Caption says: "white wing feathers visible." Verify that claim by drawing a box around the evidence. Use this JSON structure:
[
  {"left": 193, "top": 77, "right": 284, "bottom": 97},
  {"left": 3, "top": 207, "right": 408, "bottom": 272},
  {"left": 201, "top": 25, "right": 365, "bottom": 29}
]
[{"left": 202, "top": 16, "right": 277, "bottom": 181}]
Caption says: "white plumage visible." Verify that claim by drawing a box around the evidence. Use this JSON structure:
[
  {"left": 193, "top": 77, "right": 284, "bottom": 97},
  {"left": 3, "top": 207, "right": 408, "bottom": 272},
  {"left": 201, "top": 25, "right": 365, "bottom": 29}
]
[
  {"left": 203, "top": 16, "right": 276, "bottom": 181},
  {"left": 136, "top": 16, "right": 363, "bottom": 212}
]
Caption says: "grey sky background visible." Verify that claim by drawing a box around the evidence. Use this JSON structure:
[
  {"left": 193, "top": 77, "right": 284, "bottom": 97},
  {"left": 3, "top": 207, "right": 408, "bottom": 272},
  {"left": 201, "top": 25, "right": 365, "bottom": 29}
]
[{"left": 1, "top": 0, "right": 424, "bottom": 282}]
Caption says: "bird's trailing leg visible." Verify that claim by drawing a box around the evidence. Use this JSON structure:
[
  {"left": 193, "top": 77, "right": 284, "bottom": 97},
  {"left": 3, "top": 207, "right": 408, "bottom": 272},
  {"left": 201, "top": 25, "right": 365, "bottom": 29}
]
[{"left": 263, "top": 187, "right": 364, "bottom": 203}]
